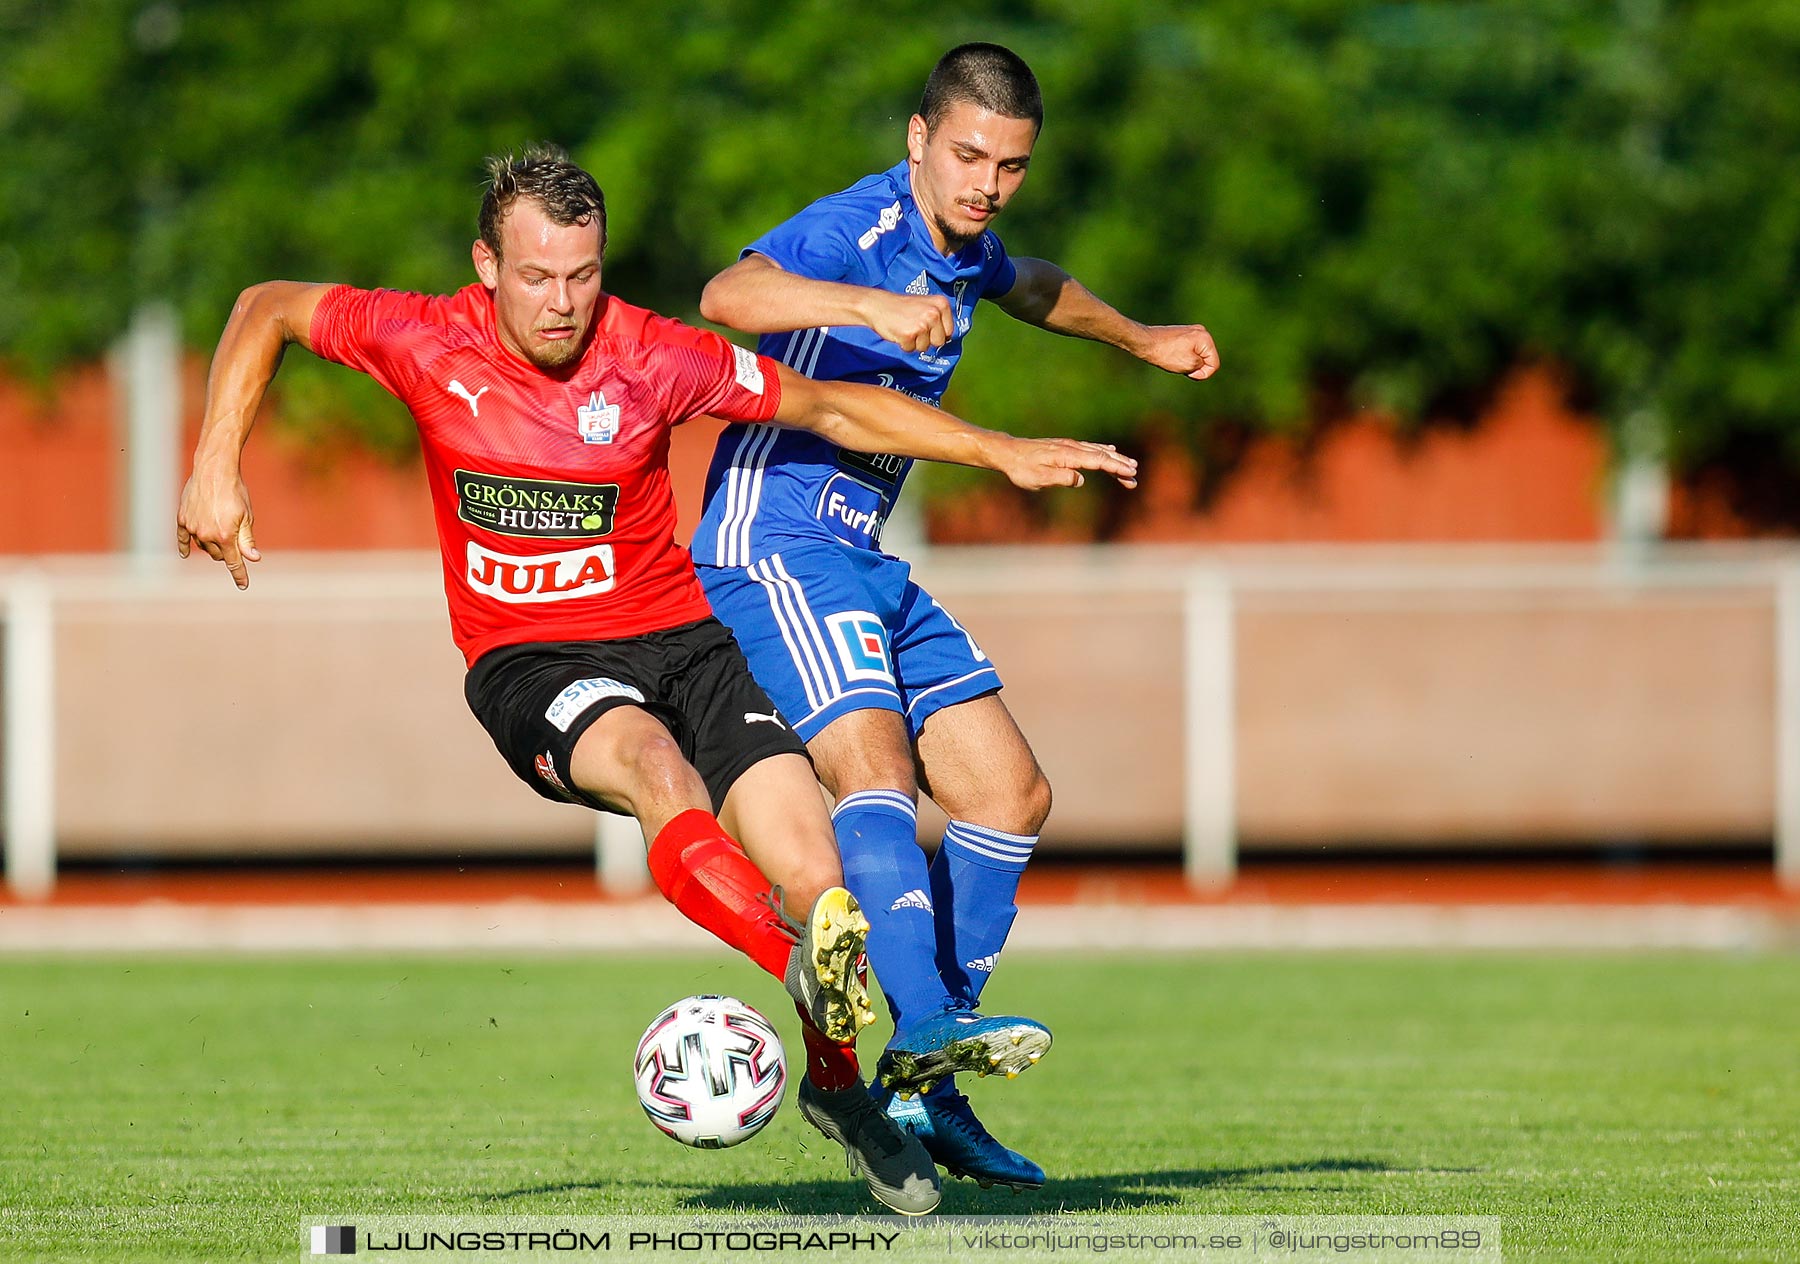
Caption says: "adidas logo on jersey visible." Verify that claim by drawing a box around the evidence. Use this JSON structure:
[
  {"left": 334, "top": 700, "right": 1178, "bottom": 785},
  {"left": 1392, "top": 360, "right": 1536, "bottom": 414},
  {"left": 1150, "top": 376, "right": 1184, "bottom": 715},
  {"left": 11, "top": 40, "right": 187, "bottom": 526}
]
[
  {"left": 889, "top": 889, "right": 933, "bottom": 913},
  {"left": 904, "top": 270, "right": 929, "bottom": 296},
  {"left": 964, "top": 953, "right": 999, "bottom": 974}
]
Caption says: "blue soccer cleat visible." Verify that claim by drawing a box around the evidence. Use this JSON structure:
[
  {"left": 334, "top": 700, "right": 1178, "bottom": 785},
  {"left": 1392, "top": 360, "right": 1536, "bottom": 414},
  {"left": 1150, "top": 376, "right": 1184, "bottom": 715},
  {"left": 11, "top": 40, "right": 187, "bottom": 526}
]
[
  {"left": 877, "top": 1083, "right": 1046, "bottom": 1191},
  {"left": 873, "top": 1003, "right": 1051, "bottom": 1099}
]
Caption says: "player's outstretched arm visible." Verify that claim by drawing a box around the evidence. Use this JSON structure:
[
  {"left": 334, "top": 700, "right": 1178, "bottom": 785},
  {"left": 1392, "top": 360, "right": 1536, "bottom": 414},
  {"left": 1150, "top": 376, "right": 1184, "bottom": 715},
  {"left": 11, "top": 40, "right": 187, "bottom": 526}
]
[
  {"left": 177, "top": 281, "right": 334, "bottom": 589},
  {"left": 769, "top": 361, "right": 1138, "bottom": 491},
  {"left": 994, "top": 257, "right": 1220, "bottom": 381},
  {"left": 701, "top": 253, "right": 956, "bottom": 354}
]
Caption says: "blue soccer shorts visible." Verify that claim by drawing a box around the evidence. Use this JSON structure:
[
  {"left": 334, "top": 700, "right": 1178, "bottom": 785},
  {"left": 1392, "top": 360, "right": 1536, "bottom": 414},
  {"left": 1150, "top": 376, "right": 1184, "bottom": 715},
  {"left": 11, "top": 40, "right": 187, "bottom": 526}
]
[{"left": 697, "top": 545, "right": 1002, "bottom": 743}]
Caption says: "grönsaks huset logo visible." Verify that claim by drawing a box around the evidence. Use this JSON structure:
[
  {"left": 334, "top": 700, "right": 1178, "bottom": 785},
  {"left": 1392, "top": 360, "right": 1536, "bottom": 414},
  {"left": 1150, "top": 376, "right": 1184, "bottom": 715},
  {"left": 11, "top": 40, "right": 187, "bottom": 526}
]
[
  {"left": 309, "top": 1224, "right": 355, "bottom": 1255},
  {"left": 455, "top": 470, "right": 619, "bottom": 539}
]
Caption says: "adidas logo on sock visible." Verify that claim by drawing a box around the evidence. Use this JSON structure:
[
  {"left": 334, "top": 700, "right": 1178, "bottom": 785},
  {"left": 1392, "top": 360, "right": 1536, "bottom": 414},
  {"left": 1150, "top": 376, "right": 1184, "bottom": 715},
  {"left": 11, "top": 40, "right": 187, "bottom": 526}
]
[
  {"left": 964, "top": 953, "right": 999, "bottom": 973},
  {"left": 904, "top": 270, "right": 930, "bottom": 296},
  {"left": 889, "top": 889, "right": 934, "bottom": 912}
]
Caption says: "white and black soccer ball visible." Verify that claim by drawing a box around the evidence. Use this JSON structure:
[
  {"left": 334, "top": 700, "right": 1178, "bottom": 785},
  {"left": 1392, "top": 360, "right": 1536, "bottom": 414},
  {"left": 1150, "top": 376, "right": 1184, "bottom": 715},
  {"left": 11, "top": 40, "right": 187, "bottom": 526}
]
[{"left": 632, "top": 995, "right": 787, "bottom": 1149}]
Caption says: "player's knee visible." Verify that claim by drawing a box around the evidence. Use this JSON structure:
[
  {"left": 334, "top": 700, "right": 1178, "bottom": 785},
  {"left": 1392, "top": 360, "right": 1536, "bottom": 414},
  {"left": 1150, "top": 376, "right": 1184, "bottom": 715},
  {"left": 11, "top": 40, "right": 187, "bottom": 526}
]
[
  {"left": 1030, "top": 771, "right": 1053, "bottom": 833},
  {"left": 1003, "top": 767, "right": 1053, "bottom": 836},
  {"left": 782, "top": 854, "right": 843, "bottom": 914},
  {"left": 815, "top": 745, "right": 917, "bottom": 802},
  {"left": 767, "top": 820, "right": 845, "bottom": 913},
  {"left": 627, "top": 734, "right": 694, "bottom": 796},
  {"left": 810, "top": 709, "right": 917, "bottom": 801},
  {"left": 579, "top": 726, "right": 702, "bottom": 816}
]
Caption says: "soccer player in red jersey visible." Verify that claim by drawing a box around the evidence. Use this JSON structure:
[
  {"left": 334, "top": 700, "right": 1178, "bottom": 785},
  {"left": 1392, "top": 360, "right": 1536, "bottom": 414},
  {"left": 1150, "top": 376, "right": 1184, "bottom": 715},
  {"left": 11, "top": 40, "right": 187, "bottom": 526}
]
[{"left": 176, "top": 147, "right": 1137, "bottom": 1214}]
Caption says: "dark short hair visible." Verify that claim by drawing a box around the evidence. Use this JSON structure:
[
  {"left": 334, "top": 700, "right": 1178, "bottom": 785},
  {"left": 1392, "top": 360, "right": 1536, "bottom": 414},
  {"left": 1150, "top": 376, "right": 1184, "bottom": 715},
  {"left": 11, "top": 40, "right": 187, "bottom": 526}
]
[
  {"left": 919, "top": 42, "right": 1042, "bottom": 133},
  {"left": 478, "top": 144, "right": 607, "bottom": 260}
]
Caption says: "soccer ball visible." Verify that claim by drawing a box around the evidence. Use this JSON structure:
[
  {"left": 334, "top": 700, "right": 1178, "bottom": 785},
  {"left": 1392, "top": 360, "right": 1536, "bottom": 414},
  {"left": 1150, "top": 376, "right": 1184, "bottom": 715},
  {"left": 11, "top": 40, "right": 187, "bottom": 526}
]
[{"left": 632, "top": 995, "right": 787, "bottom": 1149}]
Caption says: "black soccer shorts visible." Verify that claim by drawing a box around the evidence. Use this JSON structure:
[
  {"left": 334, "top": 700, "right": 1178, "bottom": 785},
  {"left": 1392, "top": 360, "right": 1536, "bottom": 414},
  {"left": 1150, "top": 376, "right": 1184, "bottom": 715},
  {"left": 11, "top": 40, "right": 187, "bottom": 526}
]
[{"left": 463, "top": 616, "right": 809, "bottom": 815}]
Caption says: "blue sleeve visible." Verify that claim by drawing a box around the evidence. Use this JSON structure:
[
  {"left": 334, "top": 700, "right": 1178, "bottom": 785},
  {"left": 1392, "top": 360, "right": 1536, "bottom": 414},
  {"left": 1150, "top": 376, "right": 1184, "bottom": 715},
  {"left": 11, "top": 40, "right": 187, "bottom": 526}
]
[
  {"left": 742, "top": 200, "right": 859, "bottom": 283},
  {"left": 980, "top": 232, "right": 1017, "bottom": 299}
]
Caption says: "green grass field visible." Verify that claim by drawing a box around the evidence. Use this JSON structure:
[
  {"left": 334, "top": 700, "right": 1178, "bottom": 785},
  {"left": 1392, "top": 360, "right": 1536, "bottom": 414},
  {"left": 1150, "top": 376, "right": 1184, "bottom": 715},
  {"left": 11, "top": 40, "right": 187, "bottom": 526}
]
[{"left": 3, "top": 952, "right": 1796, "bottom": 1262}]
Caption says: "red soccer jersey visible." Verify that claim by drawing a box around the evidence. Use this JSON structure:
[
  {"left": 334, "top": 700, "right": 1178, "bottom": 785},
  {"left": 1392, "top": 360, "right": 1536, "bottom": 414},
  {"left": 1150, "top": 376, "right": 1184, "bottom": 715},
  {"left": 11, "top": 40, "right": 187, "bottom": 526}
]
[{"left": 310, "top": 283, "right": 783, "bottom": 666}]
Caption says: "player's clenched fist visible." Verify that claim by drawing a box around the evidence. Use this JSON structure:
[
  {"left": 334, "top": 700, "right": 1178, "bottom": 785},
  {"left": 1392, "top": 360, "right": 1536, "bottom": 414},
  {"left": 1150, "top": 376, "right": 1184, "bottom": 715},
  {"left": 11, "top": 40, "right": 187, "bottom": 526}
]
[
  {"left": 863, "top": 291, "right": 956, "bottom": 353},
  {"left": 997, "top": 438, "right": 1139, "bottom": 491},
  {"left": 1138, "top": 323, "right": 1220, "bottom": 381}
]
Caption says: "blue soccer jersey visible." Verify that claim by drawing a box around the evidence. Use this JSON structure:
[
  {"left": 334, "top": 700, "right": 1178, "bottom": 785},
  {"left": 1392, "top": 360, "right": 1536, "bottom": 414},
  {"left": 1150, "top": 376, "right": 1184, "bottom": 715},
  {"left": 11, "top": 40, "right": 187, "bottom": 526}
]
[{"left": 692, "top": 159, "right": 1016, "bottom": 566}]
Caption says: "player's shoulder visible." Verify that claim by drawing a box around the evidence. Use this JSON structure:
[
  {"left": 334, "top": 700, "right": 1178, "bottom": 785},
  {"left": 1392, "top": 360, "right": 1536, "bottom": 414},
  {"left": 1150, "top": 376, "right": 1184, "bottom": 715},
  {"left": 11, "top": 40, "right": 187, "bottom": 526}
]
[
  {"left": 311, "top": 283, "right": 492, "bottom": 377},
  {"left": 821, "top": 162, "right": 907, "bottom": 211},
  {"left": 786, "top": 161, "right": 909, "bottom": 233},
  {"left": 594, "top": 295, "right": 721, "bottom": 355},
  {"left": 319, "top": 282, "right": 491, "bottom": 338}
]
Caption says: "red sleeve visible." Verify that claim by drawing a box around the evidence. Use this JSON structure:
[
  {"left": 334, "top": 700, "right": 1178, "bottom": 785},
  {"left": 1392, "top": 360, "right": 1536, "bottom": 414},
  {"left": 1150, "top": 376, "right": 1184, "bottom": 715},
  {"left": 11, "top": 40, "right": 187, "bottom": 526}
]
[
  {"left": 649, "top": 325, "right": 785, "bottom": 427},
  {"left": 309, "top": 285, "right": 471, "bottom": 396}
]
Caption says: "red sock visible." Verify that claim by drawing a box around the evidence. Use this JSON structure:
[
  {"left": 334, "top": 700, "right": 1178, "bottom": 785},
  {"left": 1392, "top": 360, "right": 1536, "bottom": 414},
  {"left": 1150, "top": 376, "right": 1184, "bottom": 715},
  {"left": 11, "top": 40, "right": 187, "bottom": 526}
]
[
  {"left": 795, "top": 1001, "right": 862, "bottom": 1090},
  {"left": 646, "top": 809, "right": 794, "bottom": 980}
]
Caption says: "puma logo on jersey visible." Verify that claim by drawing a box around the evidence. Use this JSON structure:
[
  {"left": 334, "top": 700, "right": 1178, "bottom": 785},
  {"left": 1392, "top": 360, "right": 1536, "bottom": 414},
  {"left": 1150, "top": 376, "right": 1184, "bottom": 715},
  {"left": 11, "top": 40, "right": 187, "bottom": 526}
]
[
  {"left": 447, "top": 379, "right": 489, "bottom": 416},
  {"left": 743, "top": 710, "right": 786, "bottom": 728},
  {"left": 889, "top": 889, "right": 933, "bottom": 913},
  {"left": 964, "top": 953, "right": 999, "bottom": 974}
]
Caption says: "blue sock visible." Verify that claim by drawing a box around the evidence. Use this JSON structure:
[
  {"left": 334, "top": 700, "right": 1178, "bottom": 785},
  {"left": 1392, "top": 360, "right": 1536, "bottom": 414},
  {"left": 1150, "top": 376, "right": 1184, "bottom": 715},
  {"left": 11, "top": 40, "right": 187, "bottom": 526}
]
[
  {"left": 928, "top": 820, "right": 1037, "bottom": 1006},
  {"left": 832, "top": 790, "right": 951, "bottom": 1035}
]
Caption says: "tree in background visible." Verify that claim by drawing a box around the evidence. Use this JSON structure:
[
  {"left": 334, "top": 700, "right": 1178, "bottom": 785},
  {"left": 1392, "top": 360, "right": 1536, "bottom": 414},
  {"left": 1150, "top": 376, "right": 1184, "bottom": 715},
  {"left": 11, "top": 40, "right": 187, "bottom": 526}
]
[{"left": 3, "top": 1, "right": 1798, "bottom": 524}]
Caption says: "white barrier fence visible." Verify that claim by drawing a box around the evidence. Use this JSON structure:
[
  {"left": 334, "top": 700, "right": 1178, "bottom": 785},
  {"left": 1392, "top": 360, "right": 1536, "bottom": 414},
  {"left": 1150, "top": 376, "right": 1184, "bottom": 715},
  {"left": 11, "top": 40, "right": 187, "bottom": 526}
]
[
  {"left": 4, "top": 544, "right": 1799, "bottom": 896},
  {"left": 2, "top": 573, "right": 54, "bottom": 898}
]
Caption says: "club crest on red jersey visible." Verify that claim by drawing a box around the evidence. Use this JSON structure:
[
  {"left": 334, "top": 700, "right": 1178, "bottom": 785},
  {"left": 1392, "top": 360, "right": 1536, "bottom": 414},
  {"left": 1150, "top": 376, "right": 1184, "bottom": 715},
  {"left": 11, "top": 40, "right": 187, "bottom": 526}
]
[{"left": 577, "top": 391, "right": 621, "bottom": 444}]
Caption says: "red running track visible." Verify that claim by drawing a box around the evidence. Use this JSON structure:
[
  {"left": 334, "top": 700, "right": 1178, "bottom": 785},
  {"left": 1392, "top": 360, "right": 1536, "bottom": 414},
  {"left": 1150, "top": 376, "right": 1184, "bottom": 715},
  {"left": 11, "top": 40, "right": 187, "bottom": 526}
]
[{"left": 6, "top": 860, "right": 1794, "bottom": 910}]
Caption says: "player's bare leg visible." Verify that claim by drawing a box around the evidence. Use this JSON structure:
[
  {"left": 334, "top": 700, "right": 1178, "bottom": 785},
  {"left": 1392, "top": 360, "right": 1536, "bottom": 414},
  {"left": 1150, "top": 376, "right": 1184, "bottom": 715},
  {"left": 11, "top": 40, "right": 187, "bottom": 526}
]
[
  {"left": 718, "top": 751, "right": 845, "bottom": 912},
  {"left": 809, "top": 707, "right": 920, "bottom": 804},
  {"left": 914, "top": 693, "right": 1052, "bottom": 837},
  {"left": 568, "top": 704, "right": 711, "bottom": 836}
]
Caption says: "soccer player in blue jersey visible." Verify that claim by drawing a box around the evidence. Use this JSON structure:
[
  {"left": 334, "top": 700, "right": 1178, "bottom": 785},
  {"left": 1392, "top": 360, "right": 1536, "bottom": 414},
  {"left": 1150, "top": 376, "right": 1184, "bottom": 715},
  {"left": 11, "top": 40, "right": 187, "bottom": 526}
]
[{"left": 692, "top": 44, "right": 1219, "bottom": 1191}]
